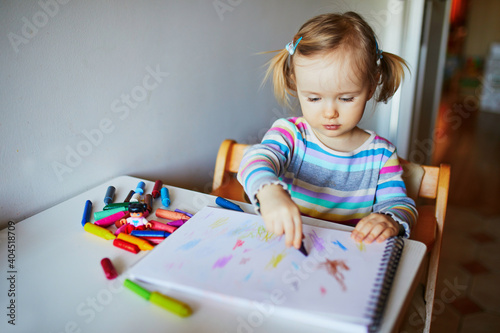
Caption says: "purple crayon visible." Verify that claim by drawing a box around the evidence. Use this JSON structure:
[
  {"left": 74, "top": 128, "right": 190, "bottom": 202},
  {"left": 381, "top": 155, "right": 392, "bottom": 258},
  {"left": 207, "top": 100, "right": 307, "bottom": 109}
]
[{"left": 167, "top": 219, "right": 187, "bottom": 227}]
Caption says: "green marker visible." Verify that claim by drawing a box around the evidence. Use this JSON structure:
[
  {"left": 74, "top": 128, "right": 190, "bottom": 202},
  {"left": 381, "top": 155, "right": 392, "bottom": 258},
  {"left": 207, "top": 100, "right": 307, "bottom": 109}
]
[
  {"left": 94, "top": 206, "right": 128, "bottom": 220},
  {"left": 123, "top": 279, "right": 192, "bottom": 317},
  {"left": 103, "top": 202, "right": 130, "bottom": 211},
  {"left": 124, "top": 279, "right": 151, "bottom": 300}
]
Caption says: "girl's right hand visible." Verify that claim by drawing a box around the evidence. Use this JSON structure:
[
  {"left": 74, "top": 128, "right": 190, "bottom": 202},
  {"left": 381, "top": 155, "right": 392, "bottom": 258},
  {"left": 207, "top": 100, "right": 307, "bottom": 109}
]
[{"left": 256, "top": 184, "right": 303, "bottom": 249}]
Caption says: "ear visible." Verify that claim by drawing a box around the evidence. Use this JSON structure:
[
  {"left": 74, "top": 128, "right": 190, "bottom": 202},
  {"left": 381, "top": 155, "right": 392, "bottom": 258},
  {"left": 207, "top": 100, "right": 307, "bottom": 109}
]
[{"left": 290, "top": 72, "right": 297, "bottom": 90}]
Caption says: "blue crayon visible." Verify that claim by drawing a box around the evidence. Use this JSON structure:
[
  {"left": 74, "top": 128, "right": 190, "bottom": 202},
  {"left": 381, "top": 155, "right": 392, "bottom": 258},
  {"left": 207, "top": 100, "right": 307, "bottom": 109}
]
[
  {"left": 81, "top": 200, "right": 92, "bottom": 227},
  {"left": 174, "top": 209, "right": 193, "bottom": 217},
  {"left": 131, "top": 230, "right": 171, "bottom": 238},
  {"left": 216, "top": 197, "right": 244, "bottom": 212},
  {"left": 104, "top": 186, "right": 115, "bottom": 205},
  {"left": 135, "top": 181, "right": 146, "bottom": 195},
  {"left": 161, "top": 187, "right": 170, "bottom": 207}
]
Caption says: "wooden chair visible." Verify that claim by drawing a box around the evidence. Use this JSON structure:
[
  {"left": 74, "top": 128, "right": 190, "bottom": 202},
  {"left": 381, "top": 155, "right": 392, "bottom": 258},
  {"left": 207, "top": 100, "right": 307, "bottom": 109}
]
[
  {"left": 211, "top": 139, "right": 249, "bottom": 203},
  {"left": 399, "top": 159, "right": 451, "bottom": 333},
  {"left": 211, "top": 139, "right": 451, "bottom": 332}
]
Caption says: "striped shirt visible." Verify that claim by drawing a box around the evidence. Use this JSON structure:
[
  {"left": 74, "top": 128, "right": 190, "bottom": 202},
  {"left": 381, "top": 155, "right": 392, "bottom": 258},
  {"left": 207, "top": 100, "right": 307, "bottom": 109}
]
[{"left": 237, "top": 117, "right": 417, "bottom": 236}]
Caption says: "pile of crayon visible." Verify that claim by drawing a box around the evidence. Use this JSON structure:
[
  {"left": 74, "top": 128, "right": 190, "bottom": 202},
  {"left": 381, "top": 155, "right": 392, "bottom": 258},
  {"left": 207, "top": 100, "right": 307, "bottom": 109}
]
[
  {"left": 81, "top": 180, "right": 193, "bottom": 255},
  {"left": 81, "top": 180, "right": 194, "bottom": 317}
]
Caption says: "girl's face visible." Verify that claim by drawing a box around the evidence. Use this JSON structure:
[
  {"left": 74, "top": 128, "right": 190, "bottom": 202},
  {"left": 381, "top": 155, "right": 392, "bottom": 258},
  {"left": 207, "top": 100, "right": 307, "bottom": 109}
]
[{"left": 293, "top": 52, "right": 375, "bottom": 151}]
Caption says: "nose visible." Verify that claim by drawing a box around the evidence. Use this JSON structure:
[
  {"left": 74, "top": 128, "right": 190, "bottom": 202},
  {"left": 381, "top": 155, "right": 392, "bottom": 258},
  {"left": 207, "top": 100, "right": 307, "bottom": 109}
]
[{"left": 323, "top": 104, "right": 339, "bottom": 119}]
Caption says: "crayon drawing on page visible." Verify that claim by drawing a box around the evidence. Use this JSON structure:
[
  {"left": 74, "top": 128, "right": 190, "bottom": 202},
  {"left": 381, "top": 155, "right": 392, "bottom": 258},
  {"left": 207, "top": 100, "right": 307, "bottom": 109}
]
[
  {"left": 308, "top": 230, "right": 326, "bottom": 252},
  {"left": 265, "top": 251, "right": 287, "bottom": 269},
  {"left": 319, "top": 259, "right": 350, "bottom": 291}
]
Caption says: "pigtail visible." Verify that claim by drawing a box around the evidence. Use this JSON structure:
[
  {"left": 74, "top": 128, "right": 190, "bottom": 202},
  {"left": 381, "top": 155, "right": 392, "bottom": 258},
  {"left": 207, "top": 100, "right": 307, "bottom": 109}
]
[
  {"left": 376, "top": 52, "right": 409, "bottom": 103},
  {"left": 262, "top": 48, "right": 296, "bottom": 109}
]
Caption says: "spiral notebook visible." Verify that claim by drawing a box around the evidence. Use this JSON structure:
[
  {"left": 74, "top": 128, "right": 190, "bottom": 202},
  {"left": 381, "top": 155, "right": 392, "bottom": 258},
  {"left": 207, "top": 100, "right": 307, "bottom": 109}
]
[{"left": 127, "top": 206, "right": 404, "bottom": 332}]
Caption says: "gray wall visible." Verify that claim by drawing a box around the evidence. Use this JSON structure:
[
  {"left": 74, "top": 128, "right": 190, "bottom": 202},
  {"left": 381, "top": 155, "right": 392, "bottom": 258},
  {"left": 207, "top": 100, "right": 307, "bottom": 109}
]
[{"left": 0, "top": 0, "right": 423, "bottom": 228}]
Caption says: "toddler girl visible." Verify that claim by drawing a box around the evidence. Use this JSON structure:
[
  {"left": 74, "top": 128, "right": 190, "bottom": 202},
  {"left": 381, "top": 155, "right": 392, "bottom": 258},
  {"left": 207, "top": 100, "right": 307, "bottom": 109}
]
[{"left": 237, "top": 12, "right": 417, "bottom": 249}]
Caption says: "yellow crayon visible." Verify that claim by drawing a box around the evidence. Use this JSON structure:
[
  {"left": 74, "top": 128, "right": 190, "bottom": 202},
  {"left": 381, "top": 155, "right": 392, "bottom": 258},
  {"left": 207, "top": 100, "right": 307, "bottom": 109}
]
[
  {"left": 117, "top": 233, "right": 154, "bottom": 251},
  {"left": 150, "top": 292, "right": 192, "bottom": 317},
  {"left": 84, "top": 223, "right": 116, "bottom": 240},
  {"left": 124, "top": 279, "right": 192, "bottom": 317}
]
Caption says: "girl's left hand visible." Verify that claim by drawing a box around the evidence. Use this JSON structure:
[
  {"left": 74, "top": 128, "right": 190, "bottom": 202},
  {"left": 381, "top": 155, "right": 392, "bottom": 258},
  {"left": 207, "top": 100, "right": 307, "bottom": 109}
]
[{"left": 350, "top": 213, "right": 399, "bottom": 244}]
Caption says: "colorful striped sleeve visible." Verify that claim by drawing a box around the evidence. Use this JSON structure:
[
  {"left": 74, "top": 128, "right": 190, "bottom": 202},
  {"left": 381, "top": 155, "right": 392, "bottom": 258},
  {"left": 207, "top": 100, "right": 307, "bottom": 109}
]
[
  {"left": 373, "top": 151, "right": 418, "bottom": 237},
  {"left": 237, "top": 118, "right": 299, "bottom": 208}
]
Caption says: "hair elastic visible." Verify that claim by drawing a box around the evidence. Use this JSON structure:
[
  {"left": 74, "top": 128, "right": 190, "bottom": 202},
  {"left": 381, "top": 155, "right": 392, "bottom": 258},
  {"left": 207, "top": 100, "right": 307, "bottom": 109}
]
[
  {"left": 375, "top": 37, "right": 383, "bottom": 60},
  {"left": 285, "top": 37, "right": 302, "bottom": 56}
]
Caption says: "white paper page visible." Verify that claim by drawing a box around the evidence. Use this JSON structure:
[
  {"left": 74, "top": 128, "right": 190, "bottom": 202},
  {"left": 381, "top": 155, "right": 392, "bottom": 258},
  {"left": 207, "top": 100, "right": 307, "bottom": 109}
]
[{"left": 128, "top": 207, "right": 397, "bottom": 331}]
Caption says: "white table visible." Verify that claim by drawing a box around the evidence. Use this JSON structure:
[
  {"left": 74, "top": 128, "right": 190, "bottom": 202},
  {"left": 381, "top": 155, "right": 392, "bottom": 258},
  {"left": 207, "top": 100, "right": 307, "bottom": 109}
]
[{"left": 0, "top": 176, "right": 426, "bottom": 333}]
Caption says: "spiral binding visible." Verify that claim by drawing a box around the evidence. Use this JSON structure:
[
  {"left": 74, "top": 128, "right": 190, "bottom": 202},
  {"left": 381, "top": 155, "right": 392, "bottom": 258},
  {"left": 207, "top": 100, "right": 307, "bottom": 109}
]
[{"left": 363, "top": 236, "right": 405, "bottom": 332}]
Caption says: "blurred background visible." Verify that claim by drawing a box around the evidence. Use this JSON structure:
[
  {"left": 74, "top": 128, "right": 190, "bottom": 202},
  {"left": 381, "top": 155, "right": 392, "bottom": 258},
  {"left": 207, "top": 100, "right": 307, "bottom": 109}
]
[{"left": 405, "top": 0, "right": 500, "bottom": 332}]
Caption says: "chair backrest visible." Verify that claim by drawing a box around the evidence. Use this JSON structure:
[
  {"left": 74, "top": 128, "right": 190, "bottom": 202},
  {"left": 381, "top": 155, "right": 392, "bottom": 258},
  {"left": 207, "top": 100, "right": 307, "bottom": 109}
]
[
  {"left": 211, "top": 140, "right": 249, "bottom": 202},
  {"left": 402, "top": 161, "right": 451, "bottom": 250}
]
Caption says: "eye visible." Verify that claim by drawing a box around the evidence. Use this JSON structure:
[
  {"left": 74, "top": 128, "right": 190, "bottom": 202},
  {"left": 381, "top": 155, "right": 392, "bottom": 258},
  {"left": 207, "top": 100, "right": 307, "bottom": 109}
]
[
  {"left": 307, "top": 97, "right": 321, "bottom": 102},
  {"left": 340, "top": 97, "right": 354, "bottom": 102}
]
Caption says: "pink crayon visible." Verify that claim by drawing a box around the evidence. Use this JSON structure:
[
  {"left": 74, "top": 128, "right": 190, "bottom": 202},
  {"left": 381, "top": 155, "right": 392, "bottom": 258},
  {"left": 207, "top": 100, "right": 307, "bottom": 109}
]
[
  {"left": 142, "top": 237, "right": 166, "bottom": 245},
  {"left": 114, "top": 223, "right": 129, "bottom": 236},
  {"left": 101, "top": 258, "right": 118, "bottom": 280},
  {"left": 156, "top": 208, "right": 190, "bottom": 221},
  {"left": 149, "top": 220, "right": 178, "bottom": 234},
  {"left": 94, "top": 211, "right": 129, "bottom": 227}
]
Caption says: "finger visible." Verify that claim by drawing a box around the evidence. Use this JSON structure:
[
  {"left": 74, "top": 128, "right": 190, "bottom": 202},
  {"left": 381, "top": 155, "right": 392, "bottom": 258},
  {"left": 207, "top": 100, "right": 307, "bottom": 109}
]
[
  {"left": 376, "top": 226, "right": 398, "bottom": 243},
  {"left": 351, "top": 218, "right": 373, "bottom": 242},
  {"left": 272, "top": 218, "right": 285, "bottom": 236},
  {"left": 262, "top": 214, "right": 276, "bottom": 234},
  {"left": 292, "top": 215, "right": 303, "bottom": 249},
  {"left": 363, "top": 223, "right": 387, "bottom": 244},
  {"left": 283, "top": 217, "right": 295, "bottom": 248}
]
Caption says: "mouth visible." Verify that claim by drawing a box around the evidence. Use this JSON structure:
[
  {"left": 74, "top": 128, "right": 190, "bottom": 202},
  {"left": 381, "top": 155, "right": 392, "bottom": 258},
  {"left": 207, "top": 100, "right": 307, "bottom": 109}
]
[{"left": 323, "top": 124, "right": 341, "bottom": 130}]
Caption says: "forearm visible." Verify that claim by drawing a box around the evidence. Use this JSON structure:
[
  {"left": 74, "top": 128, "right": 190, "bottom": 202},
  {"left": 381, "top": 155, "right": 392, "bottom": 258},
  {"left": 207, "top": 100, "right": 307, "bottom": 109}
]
[{"left": 237, "top": 144, "right": 288, "bottom": 208}]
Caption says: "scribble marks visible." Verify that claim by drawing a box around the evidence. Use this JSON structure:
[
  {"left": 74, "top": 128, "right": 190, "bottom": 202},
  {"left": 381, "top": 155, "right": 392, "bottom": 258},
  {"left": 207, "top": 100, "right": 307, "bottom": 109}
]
[
  {"left": 209, "top": 217, "right": 229, "bottom": 229},
  {"left": 320, "top": 259, "right": 350, "bottom": 291},
  {"left": 212, "top": 255, "right": 233, "bottom": 269},
  {"left": 239, "top": 257, "right": 250, "bottom": 265},
  {"left": 308, "top": 230, "right": 326, "bottom": 252},
  {"left": 257, "top": 226, "right": 276, "bottom": 242},
  {"left": 356, "top": 241, "right": 366, "bottom": 252},
  {"left": 233, "top": 239, "right": 244, "bottom": 250},
  {"left": 244, "top": 271, "right": 253, "bottom": 281},
  {"left": 320, "top": 286, "right": 327, "bottom": 295},
  {"left": 177, "top": 238, "right": 201, "bottom": 251},
  {"left": 266, "top": 252, "right": 286, "bottom": 269},
  {"left": 332, "top": 240, "right": 347, "bottom": 251}
]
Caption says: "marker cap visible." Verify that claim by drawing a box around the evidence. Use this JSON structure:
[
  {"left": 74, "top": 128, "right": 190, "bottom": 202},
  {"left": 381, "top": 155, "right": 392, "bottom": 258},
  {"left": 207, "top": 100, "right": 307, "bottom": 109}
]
[
  {"left": 104, "top": 186, "right": 116, "bottom": 205},
  {"left": 135, "top": 181, "right": 146, "bottom": 195}
]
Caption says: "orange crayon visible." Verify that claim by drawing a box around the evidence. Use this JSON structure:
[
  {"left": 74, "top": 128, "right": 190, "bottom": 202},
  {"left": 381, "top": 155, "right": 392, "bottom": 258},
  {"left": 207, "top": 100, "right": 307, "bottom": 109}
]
[
  {"left": 117, "top": 233, "right": 154, "bottom": 251},
  {"left": 156, "top": 208, "right": 190, "bottom": 221}
]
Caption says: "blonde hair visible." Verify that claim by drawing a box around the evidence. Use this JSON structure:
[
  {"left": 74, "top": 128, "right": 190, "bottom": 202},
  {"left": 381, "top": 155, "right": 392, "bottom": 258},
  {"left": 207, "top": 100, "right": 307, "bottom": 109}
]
[{"left": 263, "top": 12, "right": 409, "bottom": 108}]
